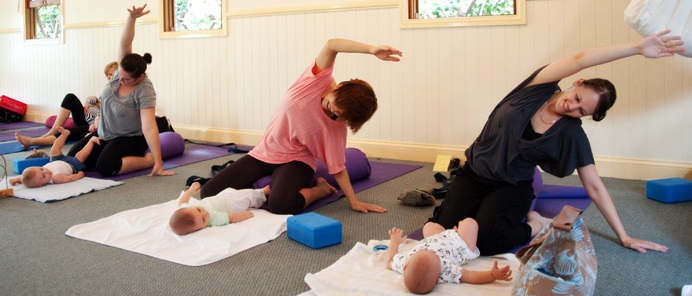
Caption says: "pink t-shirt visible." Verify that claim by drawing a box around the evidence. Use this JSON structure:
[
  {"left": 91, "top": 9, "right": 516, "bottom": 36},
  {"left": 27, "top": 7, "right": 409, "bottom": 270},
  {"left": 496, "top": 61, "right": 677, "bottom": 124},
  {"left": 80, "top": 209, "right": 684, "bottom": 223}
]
[{"left": 248, "top": 62, "right": 348, "bottom": 174}]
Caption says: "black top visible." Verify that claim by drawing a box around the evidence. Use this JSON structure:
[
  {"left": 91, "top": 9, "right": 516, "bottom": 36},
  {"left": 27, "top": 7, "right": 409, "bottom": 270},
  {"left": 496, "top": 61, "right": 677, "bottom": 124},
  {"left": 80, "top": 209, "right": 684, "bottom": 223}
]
[{"left": 465, "top": 66, "right": 595, "bottom": 184}]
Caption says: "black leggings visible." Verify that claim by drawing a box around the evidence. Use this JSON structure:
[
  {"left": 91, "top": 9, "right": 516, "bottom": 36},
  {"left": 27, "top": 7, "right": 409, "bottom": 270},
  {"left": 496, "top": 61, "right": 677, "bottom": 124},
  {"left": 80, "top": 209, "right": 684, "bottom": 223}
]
[
  {"left": 428, "top": 164, "right": 535, "bottom": 255},
  {"left": 200, "top": 155, "right": 315, "bottom": 215},
  {"left": 58, "top": 93, "right": 91, "bottom": 141},
  {"left": 66, "top": 132, "right": 148, "bottom": 176}
]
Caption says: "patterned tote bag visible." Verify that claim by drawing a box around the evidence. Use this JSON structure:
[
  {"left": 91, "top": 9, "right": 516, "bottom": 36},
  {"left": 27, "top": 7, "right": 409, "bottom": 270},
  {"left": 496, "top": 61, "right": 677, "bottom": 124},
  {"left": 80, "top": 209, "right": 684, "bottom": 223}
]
[{"left": 512, "top": 205, "right": 597, "bottom": 296}]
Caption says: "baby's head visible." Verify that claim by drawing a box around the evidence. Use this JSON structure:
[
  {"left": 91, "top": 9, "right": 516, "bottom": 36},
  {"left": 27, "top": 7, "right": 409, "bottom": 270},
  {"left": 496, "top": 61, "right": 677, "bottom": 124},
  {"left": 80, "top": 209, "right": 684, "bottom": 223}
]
[
  {"left": 404, "top": 250, "right": 440, "bottom": 294},
  {"left": 169, "top": 206, "right": 209, "bottom": 235},
  {"left": 21, "top": 166, "right": 52, "bottom": 188}
]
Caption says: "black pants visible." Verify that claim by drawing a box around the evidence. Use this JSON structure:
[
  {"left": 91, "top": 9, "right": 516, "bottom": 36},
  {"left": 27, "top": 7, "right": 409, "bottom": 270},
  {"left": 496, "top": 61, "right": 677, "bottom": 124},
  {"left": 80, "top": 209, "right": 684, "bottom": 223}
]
[
  {"left": 67, "top": 132, "right": 148, "bottom": 176},
  {"left": 200, "top": 155, "right": 314, "bottom": 215},
  {"left": 58, "top": 93, "right": 91, "bottom": 141},
  {"left": 428, "top": 164, "right": 535, "bottom": 255}
]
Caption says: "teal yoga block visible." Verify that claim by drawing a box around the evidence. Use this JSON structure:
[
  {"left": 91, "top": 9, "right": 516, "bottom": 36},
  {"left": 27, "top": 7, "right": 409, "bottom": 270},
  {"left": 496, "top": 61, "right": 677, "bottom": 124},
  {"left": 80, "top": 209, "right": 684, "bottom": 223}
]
[
  {"left": 287, "top": 212, "right": 342, "bottom": 249},
  {"left": 13, "top": 157, "right": 50, "bottom": 174},
  {"left": 646, "top": 178, "right": 692, "bottom": 204}
]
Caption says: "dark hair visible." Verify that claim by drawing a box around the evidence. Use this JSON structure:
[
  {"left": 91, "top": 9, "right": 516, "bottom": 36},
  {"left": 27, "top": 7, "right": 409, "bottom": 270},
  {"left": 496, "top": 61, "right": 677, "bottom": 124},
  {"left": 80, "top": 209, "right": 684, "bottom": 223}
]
[
  {"left": 332, "top": 79, "right": 378, "bottom": 134},
  {"left": 582, "top": 78, "right": 616, "bottom": 122},
  {"left": 120, "top": 52, "right": 152, "bottom": 79},
  {"left": 169, "top": 209, "right": 196, "bottom": 235}
]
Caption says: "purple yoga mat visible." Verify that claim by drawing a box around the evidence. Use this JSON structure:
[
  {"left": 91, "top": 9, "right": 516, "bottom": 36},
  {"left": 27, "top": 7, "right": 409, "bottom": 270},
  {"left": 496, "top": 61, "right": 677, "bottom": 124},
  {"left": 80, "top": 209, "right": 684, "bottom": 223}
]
[
  {"left": 300, "top": 161, "right": 423, "bottom": 213},
  {"left": 0, "top": 127, "right": 51, "bottom": 142},
  {"left": 85, "top": 144, "right": 231, "bottom": 181},
  {"left": 0, "top": 121, "right": 44, "bottom": 131}
]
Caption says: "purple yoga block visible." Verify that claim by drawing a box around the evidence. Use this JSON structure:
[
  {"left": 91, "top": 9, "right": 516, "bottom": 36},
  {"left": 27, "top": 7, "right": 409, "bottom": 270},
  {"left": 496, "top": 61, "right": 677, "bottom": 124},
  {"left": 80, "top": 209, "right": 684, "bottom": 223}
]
[
  {"left": 287, "top": 212, "right": 342, "bottom": 249},
  {"left": 646, "top": 178, "right": 692, "bottom": 204}
]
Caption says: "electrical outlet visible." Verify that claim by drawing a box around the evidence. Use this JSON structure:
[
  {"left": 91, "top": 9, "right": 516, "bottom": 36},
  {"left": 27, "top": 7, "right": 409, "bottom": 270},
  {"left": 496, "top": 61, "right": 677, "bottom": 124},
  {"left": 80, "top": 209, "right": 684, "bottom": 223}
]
[{"left": 0, "top": 188, "right": 13, "bottom": 198}]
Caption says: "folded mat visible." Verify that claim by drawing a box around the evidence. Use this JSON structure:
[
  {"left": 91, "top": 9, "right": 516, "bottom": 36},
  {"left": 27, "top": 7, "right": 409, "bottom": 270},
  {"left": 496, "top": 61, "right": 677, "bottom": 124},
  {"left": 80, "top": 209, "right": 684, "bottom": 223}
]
[
  {"left": 0, "top": 127, "right": 51, "bottom": 142},
  {"left": 65, "top": 198, "right": 291, "bottom": 266},
  {"left": 0, "top": 121, "right": 44, "bottom": 131},
  {"left": 85, "top": 144, "right": 232, "bottom": 181},
  {"left": 302, "top": 239, "right": 519, "bottom": 296},
  {"left": 11, "top": 177, "right": 123, "bottom": 203}
]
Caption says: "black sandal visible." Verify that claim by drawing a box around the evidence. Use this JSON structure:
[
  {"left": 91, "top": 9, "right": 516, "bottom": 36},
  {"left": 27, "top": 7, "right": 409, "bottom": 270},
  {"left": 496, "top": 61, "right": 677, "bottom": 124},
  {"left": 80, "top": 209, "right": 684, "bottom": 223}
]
[{"left": 211, "top": 160, "right": 234, "bottom": 176}]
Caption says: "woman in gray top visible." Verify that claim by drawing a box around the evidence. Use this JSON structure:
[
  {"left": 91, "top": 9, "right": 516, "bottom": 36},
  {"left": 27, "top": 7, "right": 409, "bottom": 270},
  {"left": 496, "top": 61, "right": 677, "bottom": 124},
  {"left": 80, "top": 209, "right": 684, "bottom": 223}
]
[{"left": 66, "top": 4, "right": 174, "bottom": 178}]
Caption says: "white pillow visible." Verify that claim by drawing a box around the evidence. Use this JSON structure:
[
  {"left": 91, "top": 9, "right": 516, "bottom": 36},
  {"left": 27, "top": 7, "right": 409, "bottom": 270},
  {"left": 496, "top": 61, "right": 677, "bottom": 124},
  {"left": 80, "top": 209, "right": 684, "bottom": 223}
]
[{"left": 625, "top": 0, "right": 692, "bottom": 58}]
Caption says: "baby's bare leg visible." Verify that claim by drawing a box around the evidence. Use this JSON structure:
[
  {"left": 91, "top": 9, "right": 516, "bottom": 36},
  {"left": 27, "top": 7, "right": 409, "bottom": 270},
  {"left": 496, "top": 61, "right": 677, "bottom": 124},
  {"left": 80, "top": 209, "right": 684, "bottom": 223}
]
[
  {"left": 422, "top": 221, "right": 445, "bottom": 238},
  {"left": 75, "top": 137, "right": 99, "bottom": 163},
  {"left": 456, "top": 218, "right": 479, "bottom": 252},
  {"left": 50, "top": 127, "right": 71, "bottom": 157}
]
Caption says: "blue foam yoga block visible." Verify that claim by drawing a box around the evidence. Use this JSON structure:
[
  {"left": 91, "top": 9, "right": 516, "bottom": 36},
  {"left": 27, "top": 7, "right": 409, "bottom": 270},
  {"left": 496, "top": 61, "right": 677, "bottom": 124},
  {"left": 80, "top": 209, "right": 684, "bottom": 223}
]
[
  {"left": 646, "top": 178, "right": 692, "bottom": 204},
  {"left": 287, "top": 212, "right": 342, "bottom": 249},
  {"left": 13, "top": 157, "right": 50, "bottom": 174}
]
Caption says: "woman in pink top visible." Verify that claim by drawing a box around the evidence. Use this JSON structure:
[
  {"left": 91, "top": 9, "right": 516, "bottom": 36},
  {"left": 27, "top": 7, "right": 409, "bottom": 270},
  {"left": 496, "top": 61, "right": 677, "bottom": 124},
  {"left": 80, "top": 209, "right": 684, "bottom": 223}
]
[{"left": 200, "top": 38, "right": 402, "bottom": 214}]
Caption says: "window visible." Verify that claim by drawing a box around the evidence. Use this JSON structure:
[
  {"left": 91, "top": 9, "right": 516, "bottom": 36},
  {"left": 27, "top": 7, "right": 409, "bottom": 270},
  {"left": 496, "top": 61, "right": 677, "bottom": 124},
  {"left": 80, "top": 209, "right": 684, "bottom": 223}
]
[
  {"left": 401, "top": 0, "right": 525, "bottom": 28},
  {"left": 160, "top": 0, "right": 227, "bottom": 38},
  {"left": 23, "top": 0, "right": 64, "bottom": 43}
]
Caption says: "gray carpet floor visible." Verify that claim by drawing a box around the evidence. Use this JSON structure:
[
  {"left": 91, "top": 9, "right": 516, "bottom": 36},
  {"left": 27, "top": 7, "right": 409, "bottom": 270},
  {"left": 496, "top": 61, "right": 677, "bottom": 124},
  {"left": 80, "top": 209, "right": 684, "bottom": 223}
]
[{"left": 0, "top": 143, "right": 690, "bottom": 296}]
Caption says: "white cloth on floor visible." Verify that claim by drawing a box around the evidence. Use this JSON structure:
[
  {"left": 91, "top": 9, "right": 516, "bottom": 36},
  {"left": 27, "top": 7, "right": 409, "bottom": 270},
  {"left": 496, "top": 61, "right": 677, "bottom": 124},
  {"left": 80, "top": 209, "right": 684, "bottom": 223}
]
[
  {"left": 301, "top": 239, "right": 519, "bottom": 296},
  {"left": 11, "top": 177, "right": 123, "bottom": 202},
  {"left": 65, "top": 198, "right": 291, "bottom": 266}
]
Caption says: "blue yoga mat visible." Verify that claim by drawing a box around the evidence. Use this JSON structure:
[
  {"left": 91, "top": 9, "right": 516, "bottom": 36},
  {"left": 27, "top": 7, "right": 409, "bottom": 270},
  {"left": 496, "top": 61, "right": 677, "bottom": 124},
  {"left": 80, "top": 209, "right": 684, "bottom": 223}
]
[{"left": 0, "top": 141, "right": 25, "bottom": 154}]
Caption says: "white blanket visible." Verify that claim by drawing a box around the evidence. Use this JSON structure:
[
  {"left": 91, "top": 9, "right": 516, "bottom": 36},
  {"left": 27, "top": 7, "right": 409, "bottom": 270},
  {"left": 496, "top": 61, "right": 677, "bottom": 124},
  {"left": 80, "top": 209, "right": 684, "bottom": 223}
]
[
  {"left": 11, "top": 177, "right": 123, "bottom": 202},
  {"left": 302, "top": 239, "right": 519, "bottom": 296},
  {"left": 65, "top": 198, "right": 291, "bottom": 266}
]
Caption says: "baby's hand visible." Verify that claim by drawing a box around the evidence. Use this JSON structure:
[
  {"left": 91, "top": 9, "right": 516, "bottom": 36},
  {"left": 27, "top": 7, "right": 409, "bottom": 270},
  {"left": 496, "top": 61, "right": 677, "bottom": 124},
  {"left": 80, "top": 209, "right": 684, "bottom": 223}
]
[
  {"left": 490, "top": 260, "right": 513, "bottom": 282},
  {"left": 188, "top": 182, "right": 201, "bottom": 193},
  {"left": 89, "top": 136, "right": 101, "bottom": 145},
  {"left": 388, "top": 227, "right": 407, "bottom": 244}
]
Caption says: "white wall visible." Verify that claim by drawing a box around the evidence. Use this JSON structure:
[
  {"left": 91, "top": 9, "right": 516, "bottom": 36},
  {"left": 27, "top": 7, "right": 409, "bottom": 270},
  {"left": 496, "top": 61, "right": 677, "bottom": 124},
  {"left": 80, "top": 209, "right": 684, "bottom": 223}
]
[{"left": 0, "top": 0, "right": 690, "bottom": 180}]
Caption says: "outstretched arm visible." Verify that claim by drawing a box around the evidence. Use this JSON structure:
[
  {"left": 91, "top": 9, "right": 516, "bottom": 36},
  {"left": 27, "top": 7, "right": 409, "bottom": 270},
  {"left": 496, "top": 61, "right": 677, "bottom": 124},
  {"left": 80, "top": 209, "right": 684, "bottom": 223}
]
[
  {"left": 333, "top": 169, "right": 386, "bottom": 213},
  {"left": 118, "top": 4, "right": 150, "bottom": 62},
  {"left": 529, "top": 30, "right": 685, "bottom": 86},
  {"left": 51, "top": 171, "right": 85, "bottom": 184},
  {"left": 577, "top": 164, "right": 668, "bottom": 253},
  {"left": 140, "top": 108, "right": 174, "bottom": 176},
  {"left": 460, "top": 260, "right": 513, "bottom": 284},
  {"left": 314, "top": 38, "right": 402, "bottom": 73}
]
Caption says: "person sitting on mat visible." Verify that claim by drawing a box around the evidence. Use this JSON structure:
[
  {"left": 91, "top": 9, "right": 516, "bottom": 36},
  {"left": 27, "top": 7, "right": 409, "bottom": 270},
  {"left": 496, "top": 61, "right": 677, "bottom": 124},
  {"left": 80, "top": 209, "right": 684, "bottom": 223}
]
[
  {"left": 64, "top": 4, "right": 174, "bottom": 177},
  {"left": 10, "top": 127, "right": 100, "bottom": 188},
  {"left": 199, "top": 38, "right": 402, "bottom": 215},
  {"left": 426, "top": 30, "right": 683, "bottom": 256},
  {"left": 169, "top": 182, "right": 270, "bottom": 235},
  {"left": 386, "top": 219, "right": 513, "bottom": 294},
  {"left": 15, "top": 61, "right": 117, "bottom": 149}
]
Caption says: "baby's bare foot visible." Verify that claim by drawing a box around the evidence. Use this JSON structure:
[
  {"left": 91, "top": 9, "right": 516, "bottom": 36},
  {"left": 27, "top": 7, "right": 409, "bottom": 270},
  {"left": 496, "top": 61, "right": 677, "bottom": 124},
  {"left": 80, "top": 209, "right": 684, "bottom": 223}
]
[
  {"left": 56, "top": 126, "right": 69, "bottom": 136},
  {"left": 527, "top": 211, "right": 553, "bottom": 229},
  {"left": 262, "top": 185, "right": 271, "bottom": 196}
]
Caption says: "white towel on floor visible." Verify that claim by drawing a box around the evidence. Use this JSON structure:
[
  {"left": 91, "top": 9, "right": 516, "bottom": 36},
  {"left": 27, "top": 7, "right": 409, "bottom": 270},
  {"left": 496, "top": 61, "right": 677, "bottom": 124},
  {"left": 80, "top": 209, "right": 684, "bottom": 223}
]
[
  {"left": 302, "top": 239, "right": 519, "bottom": 296},
  {"left": 11, "top": 177, "right": 123, "bottom": 202},
  {"left": 65, "top": 198, "right": 291, "bottom": 266}
]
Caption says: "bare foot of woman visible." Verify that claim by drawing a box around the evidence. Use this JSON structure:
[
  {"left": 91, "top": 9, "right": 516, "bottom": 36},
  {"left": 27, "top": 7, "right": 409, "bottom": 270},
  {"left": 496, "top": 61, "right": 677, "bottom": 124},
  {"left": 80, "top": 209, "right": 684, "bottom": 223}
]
[
  {"left": 527, "top": 211, "right": 553, "bottom": 236},
  {"left": 315, "top": 177, "right": 337, "bottom": 196},
  {"left": 15, "top": 133, "right": 32, "bottom": 150}
]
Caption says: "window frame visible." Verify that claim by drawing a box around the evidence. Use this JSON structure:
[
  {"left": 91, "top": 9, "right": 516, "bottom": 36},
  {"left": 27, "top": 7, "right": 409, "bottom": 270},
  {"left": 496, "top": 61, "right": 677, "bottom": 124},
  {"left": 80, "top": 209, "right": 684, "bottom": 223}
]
[
  {"left": 23, "top": 0, "right": 65, "bottom": 44},
  {"left": 159, "top": 0, "right": 228, "bottom": 39},
  {"left": 400, "top": 0, "right": 526, "bottom": 29}
]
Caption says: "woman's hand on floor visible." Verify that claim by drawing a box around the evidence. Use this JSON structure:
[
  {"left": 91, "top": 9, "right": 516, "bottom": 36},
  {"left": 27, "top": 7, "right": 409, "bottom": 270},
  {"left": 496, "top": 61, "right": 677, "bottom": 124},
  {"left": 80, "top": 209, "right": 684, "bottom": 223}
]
[
  {"left": 350, "top": 200, "right": 387, "bottom": 213},
  {"left": 148, "top": 162, "right": 176, "bottom": 177}
]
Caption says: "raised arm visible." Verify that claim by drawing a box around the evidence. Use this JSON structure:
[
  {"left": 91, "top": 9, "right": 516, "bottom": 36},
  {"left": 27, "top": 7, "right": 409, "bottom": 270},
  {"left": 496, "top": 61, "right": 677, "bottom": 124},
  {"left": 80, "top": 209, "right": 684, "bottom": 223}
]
[
  {"left": 177, "top": 182, "right": 200, "bottom": 205},
  {"left": 118, "top": 5, "right": 150, "bottom": 62},
  {"left": 333, "top": 169, "right": 386, "bottom": 213},
  {"left": 314, "top": 38, "right": 402, "bottom": 73},
  {"left": 577, "top": 164, "right": 668, "bottom": 253},
  {"left": 529, "top": 30, "right": 684, "bottom": 86},
  {"left": 385, "top": 227, "right": 407, "bottom": 269}
]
